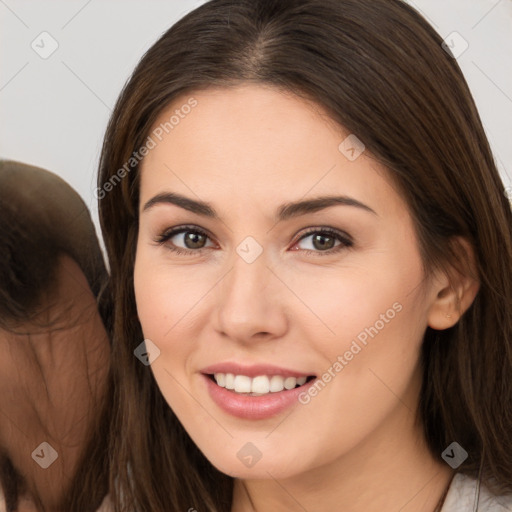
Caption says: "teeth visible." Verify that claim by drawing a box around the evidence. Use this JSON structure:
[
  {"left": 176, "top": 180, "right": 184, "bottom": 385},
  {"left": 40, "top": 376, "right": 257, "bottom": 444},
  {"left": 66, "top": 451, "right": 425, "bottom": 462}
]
[
  {"left": 215, "top": 373, "right": 226, "bottom": 387},
  {"left": 269, "top": 375, "right": 285, "bottom": 392},
  {"left": 225, "top": 373, "right": 235, "bottom": 389},
  {"left": 233, "top": 375, "right": 252, "bottom": 393},
  {"left": 252, "top": 375, "right": 270, "bottom": 394},
  {"left": 284, "top": 377, "right": 296, "bottom": 390},
  {"left": 212, "top": 373, "right": 310, "bottom": 395}
]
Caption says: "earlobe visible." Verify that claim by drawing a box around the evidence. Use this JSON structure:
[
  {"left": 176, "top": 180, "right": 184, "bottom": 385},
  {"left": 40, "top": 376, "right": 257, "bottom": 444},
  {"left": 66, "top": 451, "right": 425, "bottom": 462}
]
[{"left": 426, "top": 237, "right": 480, "bottom": 330}]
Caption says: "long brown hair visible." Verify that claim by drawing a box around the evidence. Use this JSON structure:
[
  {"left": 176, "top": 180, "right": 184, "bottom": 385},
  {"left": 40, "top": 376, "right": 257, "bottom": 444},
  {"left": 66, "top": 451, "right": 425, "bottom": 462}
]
[{"left": 97, "top": 1, "right": 512, "bottom": 510}]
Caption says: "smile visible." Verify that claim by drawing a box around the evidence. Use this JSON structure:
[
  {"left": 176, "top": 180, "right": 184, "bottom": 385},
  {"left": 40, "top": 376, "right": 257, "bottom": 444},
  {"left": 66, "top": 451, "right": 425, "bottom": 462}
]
[
  {"left": 202, "top": 371, "right": 318, "bottom": 420},
  {"left": 210, "top": 373, "right": 315, "bottom": 396}
]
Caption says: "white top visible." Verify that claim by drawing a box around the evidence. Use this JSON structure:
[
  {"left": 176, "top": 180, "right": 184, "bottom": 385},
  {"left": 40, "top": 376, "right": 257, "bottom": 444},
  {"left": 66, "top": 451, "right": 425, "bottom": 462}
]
[
  {"left": 1, "top": 472, "right": 512, "bottom": 511},
  {"left": 440, "top": 473, "right": 512, "bottom": 511}
]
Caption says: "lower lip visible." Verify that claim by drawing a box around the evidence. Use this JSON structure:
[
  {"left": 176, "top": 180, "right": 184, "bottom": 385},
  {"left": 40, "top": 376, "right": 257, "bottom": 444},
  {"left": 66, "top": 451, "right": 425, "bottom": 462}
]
[{"left": 202, "top": 374, "right": 316, "bottom": 420}]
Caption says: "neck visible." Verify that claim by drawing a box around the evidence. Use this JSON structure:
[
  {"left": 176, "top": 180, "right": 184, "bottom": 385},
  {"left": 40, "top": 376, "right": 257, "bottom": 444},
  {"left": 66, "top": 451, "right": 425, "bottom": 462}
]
[{"left": 232, "top": 438, "right": 453, "bottom": 512}]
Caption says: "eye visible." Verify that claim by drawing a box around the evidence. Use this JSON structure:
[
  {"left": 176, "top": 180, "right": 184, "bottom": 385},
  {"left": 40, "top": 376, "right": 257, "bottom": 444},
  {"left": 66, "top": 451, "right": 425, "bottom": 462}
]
[
  {"left": 154, "top": 225, "right": 353, "bottom": 257},
  {"left": 291, "top": 227, "right": 353, "bottom": 256},
  {"left": 154, "top": 225, "right": 215, "bottom": 255}
]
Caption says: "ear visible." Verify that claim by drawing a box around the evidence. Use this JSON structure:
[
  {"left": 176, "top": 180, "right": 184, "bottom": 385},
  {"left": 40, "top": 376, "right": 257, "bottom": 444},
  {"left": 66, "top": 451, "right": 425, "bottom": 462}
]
[{"left": 427, "top": 237, "right": 480, "bottom": 330}]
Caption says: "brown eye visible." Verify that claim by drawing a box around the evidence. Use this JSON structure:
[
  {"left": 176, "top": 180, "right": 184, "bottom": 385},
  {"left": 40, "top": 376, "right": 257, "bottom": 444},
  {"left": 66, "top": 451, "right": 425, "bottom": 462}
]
[
  {"left": 311, "top": 233, "right": 336, "bottom": 250},
  {"left": 294, "top": 228, "right": 353, "bottom": 256},
  {"left": 155, "top": 226, "right": 214, "bottom": 255},
  {"left": 182, "top": 231, "right": 207, "bottom": 249}
]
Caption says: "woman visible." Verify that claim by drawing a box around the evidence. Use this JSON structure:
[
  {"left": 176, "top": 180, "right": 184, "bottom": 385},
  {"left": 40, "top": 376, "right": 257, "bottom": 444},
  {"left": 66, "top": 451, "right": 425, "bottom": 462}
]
[{"left": 97, "top": 0, "right": 512, "bottom": 510}]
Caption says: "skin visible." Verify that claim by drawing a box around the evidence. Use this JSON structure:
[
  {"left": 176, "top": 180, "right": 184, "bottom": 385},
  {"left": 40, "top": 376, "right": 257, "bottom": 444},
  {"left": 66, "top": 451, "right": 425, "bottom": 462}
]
[
  {"left": 134, "top": 84, "right": 479, "bottom": 511},
  {"left": 0, "top": 255, "right": 110, "bottom": 511}
]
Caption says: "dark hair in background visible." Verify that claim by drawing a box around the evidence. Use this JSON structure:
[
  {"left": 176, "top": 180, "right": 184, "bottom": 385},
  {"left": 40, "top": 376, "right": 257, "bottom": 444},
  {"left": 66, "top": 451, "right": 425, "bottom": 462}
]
[
  {"left": 0, "top": 160, "right": 110, "bottom": 328},
  {"left": 97, "top": 0, "right": 512, "bottom": 510},
  {"left": 0, "top": 160, "right": 112, "bottom": 511}
]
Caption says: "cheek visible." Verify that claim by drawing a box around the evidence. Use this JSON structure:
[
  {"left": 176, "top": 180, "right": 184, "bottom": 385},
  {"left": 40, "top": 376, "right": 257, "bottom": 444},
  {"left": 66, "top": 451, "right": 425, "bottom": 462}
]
[
  {"left": 312, "top": 256, "right": 428, "bottom": 409},
  {"left": 133, "top": 252, "right": 192, "bottom": 409},
  {"left": 287, "top": 255, "right": 429, "bottom": 414},
  {"left": 286, "top": 256, "right": 425, "bottom": 349},
  {"left": 133, "top": 248, "right": 175, "bottom": 349},
  {"left": 133, "top": 248, "right": 211, "bottom": 360},
  {"left": 133, "top": 254, "right": 160, "bottom": 337}
]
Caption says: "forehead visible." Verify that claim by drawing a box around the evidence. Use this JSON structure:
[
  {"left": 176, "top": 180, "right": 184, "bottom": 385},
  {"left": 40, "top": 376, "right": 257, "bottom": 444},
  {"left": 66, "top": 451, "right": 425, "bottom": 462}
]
[
  {"left": 139, "top": 84, "right": 404, "bottom": 218},
  {"left": 145, "top": 83, "right": 343, "bottom": 162}
]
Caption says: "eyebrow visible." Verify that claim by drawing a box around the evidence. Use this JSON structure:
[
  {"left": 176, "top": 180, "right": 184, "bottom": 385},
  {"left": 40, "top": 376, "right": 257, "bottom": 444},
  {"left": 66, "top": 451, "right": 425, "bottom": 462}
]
[{"left": 142, "top": 192, "right": 377, "bottom": 220}]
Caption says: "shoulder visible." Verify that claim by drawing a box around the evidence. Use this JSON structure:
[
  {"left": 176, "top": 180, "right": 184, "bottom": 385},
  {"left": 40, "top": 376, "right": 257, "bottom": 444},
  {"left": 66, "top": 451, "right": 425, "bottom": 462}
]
[{"left": 441, "top": 473, "right": 512, "bottom": 511}]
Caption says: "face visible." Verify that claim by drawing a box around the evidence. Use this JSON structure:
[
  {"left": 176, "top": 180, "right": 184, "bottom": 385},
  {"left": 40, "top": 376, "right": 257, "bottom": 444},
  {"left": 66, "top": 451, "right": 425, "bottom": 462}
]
[{"left": 134, "top": 84, "right": 441, "bottom": 480}]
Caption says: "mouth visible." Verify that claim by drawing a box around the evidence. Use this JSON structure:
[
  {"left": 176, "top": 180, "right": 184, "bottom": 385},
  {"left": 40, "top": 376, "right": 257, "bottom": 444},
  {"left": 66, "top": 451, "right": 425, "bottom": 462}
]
[{"left": 206, "top": 373, "right": 317, "bottom": 396}]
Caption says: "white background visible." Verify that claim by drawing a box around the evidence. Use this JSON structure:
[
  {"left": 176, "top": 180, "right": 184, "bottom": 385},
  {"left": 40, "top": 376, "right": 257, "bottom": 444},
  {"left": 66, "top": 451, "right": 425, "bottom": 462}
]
[{"left": 1, "top": 0, "right": 511, "bottom": 242}]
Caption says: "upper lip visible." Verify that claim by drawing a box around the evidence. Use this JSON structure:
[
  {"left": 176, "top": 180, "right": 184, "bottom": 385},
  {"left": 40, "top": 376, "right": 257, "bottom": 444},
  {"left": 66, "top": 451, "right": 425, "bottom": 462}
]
[{"left": 200, "top": 362, "right": 315, "bottom": 379}]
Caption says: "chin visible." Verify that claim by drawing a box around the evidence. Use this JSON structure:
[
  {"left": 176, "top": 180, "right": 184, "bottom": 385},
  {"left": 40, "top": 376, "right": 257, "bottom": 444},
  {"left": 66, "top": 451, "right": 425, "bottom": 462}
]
[{"left": 195, "top": 440, "right": 309, "bottom": 480}]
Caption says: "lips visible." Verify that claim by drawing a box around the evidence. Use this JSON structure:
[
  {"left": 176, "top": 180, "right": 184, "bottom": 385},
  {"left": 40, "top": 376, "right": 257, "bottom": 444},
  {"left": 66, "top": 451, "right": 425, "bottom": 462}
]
[{"left": 200, "top": 362, "right": 317, "bottom": 419}]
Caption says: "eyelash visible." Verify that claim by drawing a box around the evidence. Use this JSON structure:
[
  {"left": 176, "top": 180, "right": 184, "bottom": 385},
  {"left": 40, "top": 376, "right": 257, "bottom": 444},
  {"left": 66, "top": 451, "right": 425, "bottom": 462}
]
[{"left": 154, "top": 224, "right": 354, "bottom": 257}]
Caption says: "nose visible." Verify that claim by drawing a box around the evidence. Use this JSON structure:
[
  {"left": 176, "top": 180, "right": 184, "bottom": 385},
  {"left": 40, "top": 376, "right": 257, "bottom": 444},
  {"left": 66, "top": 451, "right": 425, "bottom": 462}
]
[{"left": 214, "top": 251, "right": 288, "bottom": 344}]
